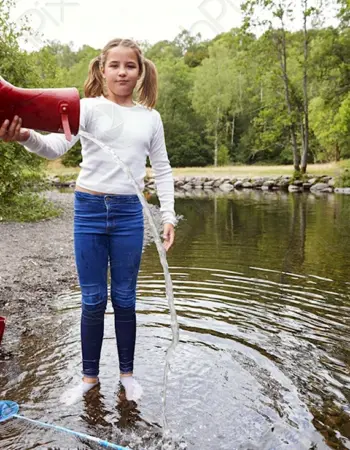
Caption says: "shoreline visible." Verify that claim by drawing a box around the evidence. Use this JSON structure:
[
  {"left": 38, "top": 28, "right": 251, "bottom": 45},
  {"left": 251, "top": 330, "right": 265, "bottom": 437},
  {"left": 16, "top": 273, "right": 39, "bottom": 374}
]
[
  {"left": 163, "top": 174, "right": 350, "bottom": 194},
  {"left": 48, "top": 174, "right": 350, "bottom": 195},
  {"left": 0, "top": 191, "right": 161, "bottom": 321}
]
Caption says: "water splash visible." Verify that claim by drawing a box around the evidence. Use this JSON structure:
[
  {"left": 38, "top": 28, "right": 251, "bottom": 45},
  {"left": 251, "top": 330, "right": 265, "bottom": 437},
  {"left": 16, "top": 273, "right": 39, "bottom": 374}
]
[{"left": 79, "top": 130, "right": 179, "bottom": 431}]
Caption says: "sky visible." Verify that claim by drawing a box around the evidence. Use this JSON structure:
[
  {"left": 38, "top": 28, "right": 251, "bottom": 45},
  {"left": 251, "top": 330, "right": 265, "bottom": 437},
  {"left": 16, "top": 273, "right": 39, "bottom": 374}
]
[{"left": 11, "top": 0, "right": 244, "bottom": 51}]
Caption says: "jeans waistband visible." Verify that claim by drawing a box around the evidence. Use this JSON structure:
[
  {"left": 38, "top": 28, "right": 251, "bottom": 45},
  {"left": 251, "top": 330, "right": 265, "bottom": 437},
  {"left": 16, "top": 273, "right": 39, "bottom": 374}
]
[{"left": 74, "top": 190, "right": 140, "bottom": 204}]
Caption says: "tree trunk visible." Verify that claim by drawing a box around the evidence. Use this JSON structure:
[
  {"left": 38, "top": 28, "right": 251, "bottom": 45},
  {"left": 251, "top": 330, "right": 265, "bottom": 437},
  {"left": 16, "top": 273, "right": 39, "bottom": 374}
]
[
  {"left": 335, "top": 143, "right": 340, "bottom": 161},
  {"left": 301, "top": 0, "right": 310, "bottom": 173},
  {"left": 275, "top": 24, "right": 300, "bottom": 171},
  {"left": 300, "top": 120, "right": 305, "bottom": 168},
  {"left": 214, "top": 105, "right": 220, "bottom": 167},
  {"left": 231, "top": 114, "right": 235, "bottom": 157},
  {"left": 282, "top": 194, "right": 307, "bottom": 282}
]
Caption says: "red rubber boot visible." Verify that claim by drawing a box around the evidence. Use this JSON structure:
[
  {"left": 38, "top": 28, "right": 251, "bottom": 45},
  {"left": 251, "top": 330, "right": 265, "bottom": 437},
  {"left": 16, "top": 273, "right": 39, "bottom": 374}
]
[
  {"left": 0, "top": 76, "right": 80, "bottom": 141},
  {"left": 0, "top": 317, "right": 5, "bottom": 345}
]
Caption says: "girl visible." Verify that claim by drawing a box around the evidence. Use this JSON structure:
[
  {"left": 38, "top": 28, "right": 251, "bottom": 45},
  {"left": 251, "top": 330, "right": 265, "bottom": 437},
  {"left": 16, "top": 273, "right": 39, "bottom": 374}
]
[{"left": 0, "top": 38, "right": 176, "bottom": 404}]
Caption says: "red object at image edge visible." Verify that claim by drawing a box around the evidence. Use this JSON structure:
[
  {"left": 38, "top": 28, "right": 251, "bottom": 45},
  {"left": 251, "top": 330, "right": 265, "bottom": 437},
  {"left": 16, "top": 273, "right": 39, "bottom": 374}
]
[
  {"left": 0, "top": 76, "right": 80, "bottom": 141},
  {"left": 0, "top": 317, "right": 5, "bottom": 345}
]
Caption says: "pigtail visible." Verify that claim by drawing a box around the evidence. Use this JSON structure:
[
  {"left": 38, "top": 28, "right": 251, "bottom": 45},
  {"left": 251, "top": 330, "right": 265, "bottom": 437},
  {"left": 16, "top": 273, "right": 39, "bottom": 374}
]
[
  {"left": 137, "top": 58, "right": 158, "bottom": 109},
  {"left": 84, "top": 56, "right": 104, "bottom": 98}
]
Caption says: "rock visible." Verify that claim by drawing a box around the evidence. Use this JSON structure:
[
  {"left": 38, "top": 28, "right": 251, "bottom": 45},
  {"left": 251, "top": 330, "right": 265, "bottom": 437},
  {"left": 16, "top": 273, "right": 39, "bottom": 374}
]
[
  {"left": 263, "top": 180, "right": 276, "bottom": 189},
  {"left": 340, "top": 421, "right": 350, "bottom": 438},
  {"left": 288, "top": 185, "right": 303, "bottom": 192},
  {"left": 292, "top": 180, "right": 303, "bottom": 186},
  {"left": 219, "top": 183, "right": 234, "bottom": 192},
  {"left": 335, "top": 188, "right": 350, "bottom": 194},
  {"left": 252, "top": 179, "right": 264, "bottom": 188},
  {"left": 52, "top": 176, "right": 60, "bottom": 185},
  {"left": 167, "top": 173, "right": 343, "bottom": 194},
  {"left": 310, "top": 182, "right": 329, "bottom": 192},
  {"left": 276, "top": 179, "right": 290, "bottom": 189},
  {"left": 324, "top": 415, "right": 341, "bottom": 428}
]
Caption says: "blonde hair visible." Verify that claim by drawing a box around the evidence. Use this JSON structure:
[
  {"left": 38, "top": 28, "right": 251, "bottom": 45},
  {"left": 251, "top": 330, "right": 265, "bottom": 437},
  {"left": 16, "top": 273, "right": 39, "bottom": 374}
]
[{"left": 84, "top": 38, "right": 158, "bottom": 108}]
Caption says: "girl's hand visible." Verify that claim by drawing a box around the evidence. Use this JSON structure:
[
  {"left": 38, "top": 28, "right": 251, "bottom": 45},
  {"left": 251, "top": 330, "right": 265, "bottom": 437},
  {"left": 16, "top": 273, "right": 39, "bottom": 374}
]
[
  {"left": 163, "top": 223, "right": 175, "bottom": 252},
  {"left": 0, "top": 117, "right": 30, "bottom": 142}
]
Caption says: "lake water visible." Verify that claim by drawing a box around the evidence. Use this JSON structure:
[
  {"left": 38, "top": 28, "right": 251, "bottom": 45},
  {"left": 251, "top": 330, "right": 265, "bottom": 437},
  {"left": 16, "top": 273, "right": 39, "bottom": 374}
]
[{"left": 1, "top": 189, "right": 350, "bottom": 449}]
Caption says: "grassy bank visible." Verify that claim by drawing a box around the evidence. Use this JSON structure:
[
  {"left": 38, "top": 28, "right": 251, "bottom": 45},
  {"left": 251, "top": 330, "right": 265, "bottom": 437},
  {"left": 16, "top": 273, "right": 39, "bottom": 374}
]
[
  {"left": 46, "top": 159, "right": 350, "bottom": 179},
  {"left": 171, "top": 160, "right": 350, "bottom": 178},
  {"left": 45, "top": 159, "right": 80, "bottom": 179},
  {"left": 0, "top": 193, "right": 61, "bottom": 222}
]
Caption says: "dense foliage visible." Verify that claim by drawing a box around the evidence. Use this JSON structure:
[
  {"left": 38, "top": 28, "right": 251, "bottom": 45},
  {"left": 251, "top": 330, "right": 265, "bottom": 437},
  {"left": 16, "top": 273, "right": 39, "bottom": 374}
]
[{"left": 1, "top": 0, "right": 349, "bottom": 203}]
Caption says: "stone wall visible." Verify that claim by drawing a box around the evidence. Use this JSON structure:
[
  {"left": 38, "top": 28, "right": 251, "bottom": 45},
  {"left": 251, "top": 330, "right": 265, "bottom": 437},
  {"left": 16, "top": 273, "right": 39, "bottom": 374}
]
[
  {"left": 148, "top": 175, "right": 350, "bottom": 194},
  {"left": 48, "top": 174, "right": 350, "bottom": 194}
]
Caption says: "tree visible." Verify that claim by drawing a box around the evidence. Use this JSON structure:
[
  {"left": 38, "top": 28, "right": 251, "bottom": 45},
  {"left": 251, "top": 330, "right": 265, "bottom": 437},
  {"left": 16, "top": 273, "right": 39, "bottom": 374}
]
[
  {"left": 0, "top": 0, "right": 43, "bottom": 201},
  {"left": 0, "top": 0, "right": 59, "bottom": 220},
  {"left": 156, "top": 54, "right": 212, "bottom": 167},
  {"left": 308, "top": 27, "right": 350, "bottom": 160},
  {"left": 243, "top": 0, "right": 302, "bottom": 170},
  {"left": 192, "top": 42, "right": 236, "bottom": 166}
]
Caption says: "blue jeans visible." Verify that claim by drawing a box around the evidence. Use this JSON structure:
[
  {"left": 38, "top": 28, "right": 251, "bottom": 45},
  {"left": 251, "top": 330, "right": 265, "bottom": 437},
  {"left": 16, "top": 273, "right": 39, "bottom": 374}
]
[{"left": 73, "top": 190, "right": 144, "bottom": 378}]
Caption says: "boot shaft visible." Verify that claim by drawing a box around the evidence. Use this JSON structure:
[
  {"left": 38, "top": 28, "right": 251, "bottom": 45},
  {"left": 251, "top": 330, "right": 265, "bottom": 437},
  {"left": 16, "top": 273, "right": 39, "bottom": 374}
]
[
  {"left": 0, "top": 77, "right": 80, "bottom": 141},
  {"left": 0, "top": 317, "right": 5, "bottom": 346}
]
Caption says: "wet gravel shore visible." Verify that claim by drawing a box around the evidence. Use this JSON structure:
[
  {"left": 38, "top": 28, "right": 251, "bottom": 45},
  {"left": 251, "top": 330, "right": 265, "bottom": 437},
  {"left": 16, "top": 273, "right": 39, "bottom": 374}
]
[{"left": 0, "top": 190, "right": 160, "bottom": 318}]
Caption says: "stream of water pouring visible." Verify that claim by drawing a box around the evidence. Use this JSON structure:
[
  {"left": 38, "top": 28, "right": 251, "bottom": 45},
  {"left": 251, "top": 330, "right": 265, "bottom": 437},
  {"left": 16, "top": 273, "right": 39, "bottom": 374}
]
[{"left": 79, "top": 130, "right": 179, "bottom": 433}]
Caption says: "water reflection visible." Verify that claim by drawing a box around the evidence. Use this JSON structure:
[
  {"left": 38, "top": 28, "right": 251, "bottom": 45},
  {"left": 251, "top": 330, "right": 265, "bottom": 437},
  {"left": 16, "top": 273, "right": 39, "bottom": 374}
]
[{"left": 1, "top": 190, "right": 350, "bottom": 449}]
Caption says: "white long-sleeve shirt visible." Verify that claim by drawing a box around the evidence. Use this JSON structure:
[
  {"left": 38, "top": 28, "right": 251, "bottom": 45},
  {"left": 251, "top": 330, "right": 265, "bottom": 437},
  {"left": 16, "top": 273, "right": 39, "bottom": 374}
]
[{"left": 21, "top": 95, "right": 176, "bottom": 225}]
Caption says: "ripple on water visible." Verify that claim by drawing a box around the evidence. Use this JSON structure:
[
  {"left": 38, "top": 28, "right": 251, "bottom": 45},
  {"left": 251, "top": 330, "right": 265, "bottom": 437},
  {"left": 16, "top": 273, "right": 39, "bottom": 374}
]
[{"left": 1, "top": 264, "right": 340, "bottom": 449}]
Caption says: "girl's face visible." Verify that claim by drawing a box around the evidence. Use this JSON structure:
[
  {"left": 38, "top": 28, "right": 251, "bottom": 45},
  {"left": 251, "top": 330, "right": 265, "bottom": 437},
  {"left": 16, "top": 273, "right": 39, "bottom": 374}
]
[{"left": 102, "top": 46, "right": 141, "bottom": 100}]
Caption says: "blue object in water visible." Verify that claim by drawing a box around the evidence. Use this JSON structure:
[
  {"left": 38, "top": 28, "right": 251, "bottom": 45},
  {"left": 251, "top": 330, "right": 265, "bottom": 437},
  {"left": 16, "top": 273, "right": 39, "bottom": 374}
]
[{"left": 0, "top": 400, "right": 130, "bottom": 449}]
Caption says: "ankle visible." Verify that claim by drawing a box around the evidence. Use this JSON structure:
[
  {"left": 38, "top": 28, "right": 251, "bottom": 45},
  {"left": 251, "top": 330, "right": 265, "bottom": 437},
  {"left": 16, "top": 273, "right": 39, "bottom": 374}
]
[
  {"left": 120, "top": 372, "right": 133, "bottom": 378},
  {"left": 83, "top": 376, "right": 99, "bottom": 384}
]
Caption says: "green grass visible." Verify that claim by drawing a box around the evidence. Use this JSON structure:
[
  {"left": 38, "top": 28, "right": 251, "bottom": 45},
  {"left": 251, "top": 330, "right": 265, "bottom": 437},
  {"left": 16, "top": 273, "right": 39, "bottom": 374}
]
[
  {"left": 0, "top": 193, "right": 61, "bottom": 222},
  {"left": 46, "top": 159, "right": 350, "bottom": 180},
  {"left": 45, "top": 160, "right": 80, "bottom": 179},
  {"left": 171, "top": 161, "right": 350, "bottom": 178}
]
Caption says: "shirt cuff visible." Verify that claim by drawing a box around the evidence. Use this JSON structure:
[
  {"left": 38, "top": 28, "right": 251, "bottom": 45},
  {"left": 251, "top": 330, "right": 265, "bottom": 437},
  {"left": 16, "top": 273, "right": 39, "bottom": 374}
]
[{"left": 162, "top": 211, "right": 178, "bottom": 226}]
